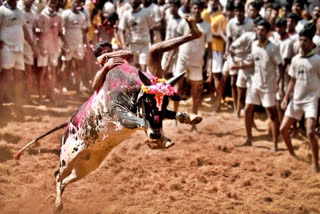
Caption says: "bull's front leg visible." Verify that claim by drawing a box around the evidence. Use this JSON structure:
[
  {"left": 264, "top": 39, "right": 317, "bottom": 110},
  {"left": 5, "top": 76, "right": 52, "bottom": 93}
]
[
  {"left": 164, "top": 109, "right": 203, "bottom": 125},
  {"left": 113, "top": 107, "right": 145, "bottom": 129}
]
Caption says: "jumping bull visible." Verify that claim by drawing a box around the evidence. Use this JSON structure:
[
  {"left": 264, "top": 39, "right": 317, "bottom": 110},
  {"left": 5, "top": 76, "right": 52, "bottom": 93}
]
[{"left": 14, "top": 62, "right": 202, "bottom": 212}]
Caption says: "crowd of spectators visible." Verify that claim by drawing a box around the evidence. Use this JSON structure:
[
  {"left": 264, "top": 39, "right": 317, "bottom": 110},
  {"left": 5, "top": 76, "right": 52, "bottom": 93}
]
[{"left": 1, "top": 0, "right": 320, "bottom": 171}]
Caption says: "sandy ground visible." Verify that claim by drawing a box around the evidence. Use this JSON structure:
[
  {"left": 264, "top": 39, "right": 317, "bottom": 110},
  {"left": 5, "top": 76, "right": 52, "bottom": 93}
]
[{"left": 0, "top": 92, "right": 320, "bottom": 214}]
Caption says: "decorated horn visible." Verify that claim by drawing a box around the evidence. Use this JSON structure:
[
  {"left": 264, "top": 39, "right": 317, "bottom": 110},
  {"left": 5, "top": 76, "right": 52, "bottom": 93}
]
[
  {"left": 138, "top": 70, "right": 153, "bottom": 86},
  {"left": 167, "top": 72, "right": 186, "bottom": 86}
]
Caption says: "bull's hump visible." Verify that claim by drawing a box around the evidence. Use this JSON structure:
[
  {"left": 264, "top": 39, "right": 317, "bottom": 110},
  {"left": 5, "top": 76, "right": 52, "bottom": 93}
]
[{"left": 105, "top": 63, "right": 142, "bottom": 91}]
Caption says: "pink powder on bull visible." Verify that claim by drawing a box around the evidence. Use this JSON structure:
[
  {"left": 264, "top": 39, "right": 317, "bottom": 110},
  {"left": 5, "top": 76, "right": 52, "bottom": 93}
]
[
  {"left": 74, "top": 92, "right": 97, "bottom": 128},
  {"left": 141, "top": 82, "right": 176, "bottom": 111}
]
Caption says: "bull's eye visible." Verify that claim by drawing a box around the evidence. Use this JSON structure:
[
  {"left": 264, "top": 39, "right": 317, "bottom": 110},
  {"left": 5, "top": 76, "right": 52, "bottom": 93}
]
[{"left": 146, "top": 99, "right": 153, "bottom": 108}]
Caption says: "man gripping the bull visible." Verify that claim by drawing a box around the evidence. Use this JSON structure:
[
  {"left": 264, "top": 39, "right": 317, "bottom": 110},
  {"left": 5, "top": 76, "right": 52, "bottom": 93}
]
[{"left": 91, "top": 15, "right": 204, "bottom": 132}]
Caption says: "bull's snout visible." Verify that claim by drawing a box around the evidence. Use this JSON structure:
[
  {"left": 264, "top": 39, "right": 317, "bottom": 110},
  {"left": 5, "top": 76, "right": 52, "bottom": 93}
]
[{"left": 149, "top": 132, "right": 162, "bottom": 139}]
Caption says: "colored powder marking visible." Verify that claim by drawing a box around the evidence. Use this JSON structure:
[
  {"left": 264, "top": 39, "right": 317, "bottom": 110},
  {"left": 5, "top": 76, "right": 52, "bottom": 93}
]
[
  {"left": 141, "top": 82, "right": 176, "bottom": 111},
  {"left": 74, "top": 91, "right": 98, "bottom": 128}
]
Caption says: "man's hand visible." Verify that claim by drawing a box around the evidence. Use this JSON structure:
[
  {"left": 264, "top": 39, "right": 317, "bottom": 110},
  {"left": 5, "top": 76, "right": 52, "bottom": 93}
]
[
  {"left": 230, "top": 64, "right": 240, "bottom": 70},
  {"left": 281, "top": 97, "right": 288, "bottom": 111},
  {"left": 206, "top": 68, "right": 212, "bottom": 83},
  {"left": 223, "top": 51, "right": 229, "bottom": 60},
  {"left": 279, "top": 89, "right": 284, "bottom": 101},
  {"left": 105, "top": 57, "right": 126, "bottom": 70},
  {"left": 31, "top": 44, "right": 39, "bottom": 56}
]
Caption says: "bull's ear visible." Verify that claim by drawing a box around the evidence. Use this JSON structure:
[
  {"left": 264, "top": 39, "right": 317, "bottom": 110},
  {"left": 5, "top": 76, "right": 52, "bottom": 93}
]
[
  {"left": 138, "top": 70, "right": 153, "bottom": 86},
  {"left": 167, "top": 72, "right": 186, "bottom": 86}
]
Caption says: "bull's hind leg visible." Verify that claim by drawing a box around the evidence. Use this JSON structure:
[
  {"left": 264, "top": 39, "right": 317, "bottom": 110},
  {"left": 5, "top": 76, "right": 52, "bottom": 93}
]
[
  {"left": 55, "top": 149, "right": 107, "bottom": 212},
  {"left": 55, "top": 169, "right": 82, "bottom": 213}
]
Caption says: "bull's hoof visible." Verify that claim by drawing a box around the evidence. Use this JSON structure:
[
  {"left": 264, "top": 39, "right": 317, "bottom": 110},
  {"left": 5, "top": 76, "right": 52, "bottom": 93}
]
[
  {"left": 55, "top": 204, "right": 63, "bottom": 213},
  {"left": 189, "top": 114, "right": 202, "bottom": 125},
  {"left": 146, "top": 137, "right": 175, "bottom": 150},
  {"left": 55, "top": 202, "right": 63, "bottom": 213}
]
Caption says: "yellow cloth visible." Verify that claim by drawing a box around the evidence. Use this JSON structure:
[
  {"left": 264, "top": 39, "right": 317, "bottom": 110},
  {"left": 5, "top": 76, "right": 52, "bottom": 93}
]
[
  {"left": 88, "top": 3, "right": 102, "bottom": 42},
  {"left": 201, "top": 9, "right": 226, "bottom": 52},
  {"left": 111, "top": 37, "right": 122, "bottom": 49},
  {"left": 64, "top": 0, "right": 71, "bottom": 9}
]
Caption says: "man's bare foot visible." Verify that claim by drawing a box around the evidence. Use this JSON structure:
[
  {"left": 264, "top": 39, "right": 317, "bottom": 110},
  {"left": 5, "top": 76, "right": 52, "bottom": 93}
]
[
  {"left": 212, "top": 98, "right": 220, "bottom": 111},
  {"left": 313, "top": 165, "right": 320, "bottom": 173},
  {"left": 287, "top": 146, "right": 296, "bottom": 157},
  {"left": 270, "top": 146, "right": 278, "bottom": 154},
  {"left": 236, "top": 109, "right": 241, "bottom": 118},
  {"left": 185, "top": 16, "right": 202, "bottom": 38},
  {"left": 238, "top": 138, "right": 252, "bottom": 147}
]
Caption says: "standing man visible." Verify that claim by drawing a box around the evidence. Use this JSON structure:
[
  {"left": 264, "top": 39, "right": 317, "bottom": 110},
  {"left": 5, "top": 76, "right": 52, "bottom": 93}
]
[
  {"left": 161, "top": 0, "right": 182, "bottom": 79},
  {"left": 273, "top": 17, "right": 294, "bottom": 122},
  {"left": 61, "top": 0, "right": 88, "bottom": 93},
  {"left": 238, "top": 20, "right": 282, "bottom": 153},
  {"left": 175, "top": 0, "right": 212, "bottom": 132},
  {"left": 0, "top": 0, "right": 37, "bottom": 110},
  {"left": 143, "top": 0, "right": 162, "bottom": 43},
  {"left": 201, "top": 0, "right": 227, "bottom": 111},
  {"left": 119, "top": 0, "right": 154, "bottom": 72},
  {"left": 37, "top": 0, "right": 67, "bottom": 102},
  {"left": 280, "top": 23, "right": 320, "bottom": 173},
  {"left": 21, "top": 0, "right": 37, "bottom": 102},
  {"left": 224, "top": 2, "right": 254, "bottom": 116}
]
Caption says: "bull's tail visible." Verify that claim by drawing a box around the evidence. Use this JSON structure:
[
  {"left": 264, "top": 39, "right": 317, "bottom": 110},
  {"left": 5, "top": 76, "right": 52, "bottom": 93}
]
[{"left": 14, "top": 122, "right": 69, "bottom": 160}]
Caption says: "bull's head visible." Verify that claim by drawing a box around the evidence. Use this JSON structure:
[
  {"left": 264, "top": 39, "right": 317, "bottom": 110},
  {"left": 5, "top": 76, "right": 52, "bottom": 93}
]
[{"left": 136, "top": 71, "right": 185, "bottom": 145}]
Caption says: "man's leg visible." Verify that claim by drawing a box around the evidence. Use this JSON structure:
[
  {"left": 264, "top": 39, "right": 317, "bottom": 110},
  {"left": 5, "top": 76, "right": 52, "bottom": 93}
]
[
  {"left": 190, "top": 80, "right": 203, "bottom": 132},
  {"left": 213, "top": 73, "right": 222, "bottom": 99},
  {"left": 25, "top": 64, "right": 34, "bottom": 100},
  {"left": 190, "top": 80, "right": 203, "bottom": 115},
  {"left": 147, "top": 16, "right": 202, "bottom": 78},
  {"left": 306, "top": 118, "right": 319, "bottom": 172},
  {"left": 230, "top": 75, "right": 238, "bottom": 114},
  {"left": 47, "top": 65, "right": 57, "bottom": 100},
  {"left": 0, "top": 69, "right": 10, "bottom": 104},
  {"left": 280, "top": 115, "right": 296, "bottom": 156},
  {"left": 62, "top": 60, "right": 72, "bottom": 91},
  {"left": 237, "top": 86, "right": 246, "bottom": 118},
  {"left": 39, "top": 66, "right": 47, "bottom": 102},
  {"left": 211, "top": 73, "right": 222, "bottom": 111},
  {"left": 14, "top": 69, "right": 24, "bottom": 108},
  {"left": 220, "top": 71, "right": 229, "bottom": 106},
  {"left": 173, "top": 77, "right": 185, "bottom": 112},
  {"left": 74, "top": 59, "right": 83, "bottom": 92},
  {"left": 266, "top": 106, "right": 280, "bottom": 152},
  {"left": 239, "top": 103, "right": 255, "bottom": 146},
  {"left": 0, "top": 70, "right": 4, "bottom": 105}
]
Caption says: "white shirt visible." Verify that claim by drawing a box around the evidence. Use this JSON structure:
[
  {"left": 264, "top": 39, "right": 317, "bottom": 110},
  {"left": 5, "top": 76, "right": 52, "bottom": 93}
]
[
  {"left": 227, "top": 17, "right": 254, "bottom": 41},
  {"left": 177, "top": 19, "right": 212, "bottom": 67},
  {"left": 289, "top": 53, "right": 320, "bottom": 104},
  {"left": 0, "top": 3, "right": 25, "bottom": 52},
  {"left": 251, "top": 40, "right": 282, "bottom": 92},
  {"left": 165, "top": 16, "right": 181, "bottom": 39},
  {"left": 61, "top": 9, "right": 86, "bottom": 47},
  {"left": 102, "top": 1, "right": 115, "bottom": 17},
  {"left": 118, "top": 8, "right": 154, "bottom": 45},
  {"left": 22, "top": 9, "right": 36, "bottom": 53},
  {"left": 37, "top": 7, "right": 62, "bottom": 53}
]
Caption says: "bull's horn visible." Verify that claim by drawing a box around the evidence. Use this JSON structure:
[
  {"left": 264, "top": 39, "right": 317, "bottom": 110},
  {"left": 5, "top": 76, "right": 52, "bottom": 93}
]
[
  {"left": 167, "top": 72, "right": 186, "bottom": 86},
  {"left": 138, "top": 70, "right": 153, "bottom": 86}
]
